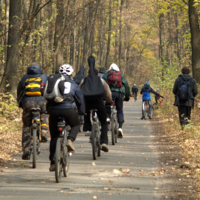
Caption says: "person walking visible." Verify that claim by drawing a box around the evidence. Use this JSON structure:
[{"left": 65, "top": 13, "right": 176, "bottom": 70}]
[{"left": 173, "top": 67, "right": 198, "bottom": 129}]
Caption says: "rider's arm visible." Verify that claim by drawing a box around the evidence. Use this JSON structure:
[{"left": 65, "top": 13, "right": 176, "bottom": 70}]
[
  {"left": 74, "top": 85, "right": 85, "bottom": 115},
  {"left": 140, "top": 88, "right": 143, "bottom": 95},
  {"left": 172, "top": 78, "right": 179, "bottom": 95},
  {"left": 101, "top": 79, "right": 112, "bottom": 103}
]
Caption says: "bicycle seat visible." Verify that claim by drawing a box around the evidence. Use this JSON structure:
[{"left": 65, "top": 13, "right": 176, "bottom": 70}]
[{"left": 31, "top": 108, "right": 41, "bottom": 111}]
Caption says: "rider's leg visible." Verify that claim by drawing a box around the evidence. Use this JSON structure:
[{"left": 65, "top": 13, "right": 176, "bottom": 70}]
[{"left": 141, "top": 100, "right": 144, "bottom": 119}]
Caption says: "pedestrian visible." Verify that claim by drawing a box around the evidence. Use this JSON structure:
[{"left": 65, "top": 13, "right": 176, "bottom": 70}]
[{"left": 173, "top": 67, "right": 198, "bottom": 129}]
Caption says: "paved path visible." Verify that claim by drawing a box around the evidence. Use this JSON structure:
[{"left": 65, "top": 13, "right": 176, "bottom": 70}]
[{"left": 0, "top": 100, "right": 166, "bottom": 200}]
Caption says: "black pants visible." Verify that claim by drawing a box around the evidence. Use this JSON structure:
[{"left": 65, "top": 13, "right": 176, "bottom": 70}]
[
  {"left": 178, "top": 106, "right": 191, "bottom": 126},
  {"left": 83, "top": 99, "right": 108, "bottom": 145},
  {"left": 48, "top": 108, "right": 80, "bottom": 161}
]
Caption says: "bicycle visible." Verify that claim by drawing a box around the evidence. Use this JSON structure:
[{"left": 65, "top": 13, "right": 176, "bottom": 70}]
[
  {"left": 30, "top": 108, "right": 41, "bottom": 168},
  {"left": 133, "top": 92, "right": 137, "bottom": 101},
  {"left": 110, "top": 98, "right": 118, "bottom": 145},
  {"left": 142, "top": 100, "right": 153, "bottom": 120},
  {"left": 55, "top": 118, "right": 72, "bottom": 183},
  {"left": 90, "top": 109, "right": 101, "bottom": 160}
]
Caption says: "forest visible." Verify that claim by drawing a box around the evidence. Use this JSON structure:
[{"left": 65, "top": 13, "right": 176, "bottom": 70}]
[{"left": 0, "top": 0, "right": 199, "bottom": 95}]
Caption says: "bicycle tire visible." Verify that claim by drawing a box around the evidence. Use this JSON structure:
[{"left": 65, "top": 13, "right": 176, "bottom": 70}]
[
  {"left": 114, "top": 118, "right": 118, "bottom": 143},
  {"left": 92, "top": 124, "right": 97, "bottom": 160},
  {"left": 111, "top": 116, "right": 115, "bottom": 145},
  {"left": 143, "top": 102, "right": 147, "bottom": 120},
  {"left": 32, "top": 128, "right": 37, "bottom": 168},
  {"left": 63, "top": 131, "right": 70, "bottom": 177},
  {"left": 55, "top": 138, "right": 62, "bottom": 183},
  {"left": 149, "top": 106, "right": 153, "bottom": 119}
]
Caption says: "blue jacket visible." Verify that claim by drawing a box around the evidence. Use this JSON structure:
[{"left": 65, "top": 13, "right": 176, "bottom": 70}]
[
  {"left": 132, "top": 86, "right": 138, "bottom": 93},
  {"left": 49, "top": 74, "right": 85, "bottom": 115},
  {"left": 17, "top": 65, "right": 48, "bottom": 104},
  {"left": 140, "top": 84, "right": 157, "bottom": 100}
]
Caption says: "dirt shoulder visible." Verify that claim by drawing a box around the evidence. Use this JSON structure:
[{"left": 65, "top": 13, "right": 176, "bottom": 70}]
[{"left": 151, "top": 115, "right": 199, "bottom": 200}]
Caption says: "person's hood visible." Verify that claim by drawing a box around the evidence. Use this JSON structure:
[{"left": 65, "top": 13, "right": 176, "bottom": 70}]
[
  {"left": 179, "top": 74, "right": 192, "bottom": 81},
  {"left": 99, "top": 67, "right": 106, "bottom": 74},
  {"left": 88, "top": 56, "right": 95, "bottom": 75},
  {"left": 144, "top": 84, "right": 150, "bottom": 89},
  {"left": 109, "top": 63, "right": 120, "bottom": 71},
  {"left": 78, "top": 65, "right": 85, "bottom": 75},
  {"left": 27, "top": 65, "right": 42, "bottom": 78}
]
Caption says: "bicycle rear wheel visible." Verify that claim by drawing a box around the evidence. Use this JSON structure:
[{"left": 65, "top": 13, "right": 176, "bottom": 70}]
[
  {"left": 55, "top": 138, "right": 62, "bottom": 183},
  {"left": 111, "top": 116, "right": 115, "bottom": 145},
  {"left": 114, "top": 118, "right": 118, "bottom": 143},
  {"left": 143, "top": 102, "right": 147, "bottom": 120},
  {"left": 32, "top": 129, "right": 37, "bottom": 168},
  {"left": 92, "top": 124, "right": 97, "bottom": 160}
]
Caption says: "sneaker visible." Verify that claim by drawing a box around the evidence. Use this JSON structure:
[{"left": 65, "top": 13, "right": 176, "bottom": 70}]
[
  {"left": 49, "top": 164, "right": 55, "bottom": 172},
  {"left": 41, "top": 130, "right": 48, "bottom": 142},
  {"left": 101, "top": 144, "right": 109, "bottom": 152},
  {"left": 106, "top": 118, "right": 110, "bottom": 124},
  {"left": 22, "top": 150, "right": 30, "bottom": 160},
  {"left": 118, "top": 128, "right": 123, "bottom": 138},
  {"left": 66, "top": 139, "right": 75, "bottom": 152},
  {"left": 141, "top": 116, "right": 144, "bottom": 120},
  {"left": 85, "top": 131, "right": 91, "bottom": 137}
]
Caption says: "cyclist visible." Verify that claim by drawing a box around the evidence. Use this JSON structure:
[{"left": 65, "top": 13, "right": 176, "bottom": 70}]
[
  {"left": 103, "top": 63, "right": 131, "bottom": 138},
  {"left": 47, "top": 64, "right": 85, "bottom": 171},
  {"left": 140, "top": 81, "right": 163, "bottom": 119},
  {"left": 98, "top": 67, "right": 107, "bottom": 78},
  {"left": 17, "top": 62, "right": 48, "bottom": 160},
  {"left": 132, "top": 84, "right": 138, "bottom": 100},
  {"left": 79, "top": 56, "right": 112, "bottom": 152},
  {"left": 73, "top": 65, "right": 85, "bottom": 85}
]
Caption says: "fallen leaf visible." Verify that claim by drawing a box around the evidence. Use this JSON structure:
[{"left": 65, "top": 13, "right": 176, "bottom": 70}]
[
  {"left": 100, "top": 177, "right": 104, "bottom": 180},
  {"left": 104, "top": 187, "right": 109, "bottom": 190},
  {"left": 108, "top": 180, "right": 113, "bottom": 184},
  {"left": 154, "top": 188, "right": 159, "bottom": 190},
  {"left": 41, "top": 181, "right": 45, "bottom": 184},
  {"left": 92, "top": 162, "right": 96, "bottom": 166},
  {"left": 145, "top": 158, "right": 148, "bottom": 160},
  {"left": 113, "top": 169, "right": 121, "bottom": 174},
  {"left": 92, "top": 181, "right": 95, "bottom": 183},
  {"left": 130, "top": 162, "right": 135, "bottom": 165},
  {"left": 122, "top": 169, "right": 130, "bottom": 173},
  {"left": 108, "top": 193, "right": 112, "bottom": 196},
  {"left": 93, "top": 196, "right": 98, "bottom": 199},
  {"left": 150, "top": 181, "right": 154, "bottom": 184}
]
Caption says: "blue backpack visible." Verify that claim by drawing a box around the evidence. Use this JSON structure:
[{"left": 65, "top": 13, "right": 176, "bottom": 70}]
[{"left": 178, "top": 77, "right": 193, "bottom": 101}]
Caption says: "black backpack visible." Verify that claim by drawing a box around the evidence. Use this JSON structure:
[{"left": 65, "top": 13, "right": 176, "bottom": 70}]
[
  {"left": 80, "top": 56, "right": 104, "bottom": 100},
  {"left": 177, "top": 76, "right": 194, "bottom": 101}
]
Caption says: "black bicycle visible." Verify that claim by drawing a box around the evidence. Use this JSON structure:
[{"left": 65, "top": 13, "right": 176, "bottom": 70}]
[
  {"left": 30, "top": 108, "right": 41, "bottom": 168},
  {"left": 110, "top": 99, "right": 118, "bottom": 145},
  {"left": 90, "top": 109, "right": 101, "bottom": 160},
  {"left": 55, "top": 118, "right": 71, "bottom": 183},
  {"left": 142, "top": 100, "right": 153, "bottom": 119}
]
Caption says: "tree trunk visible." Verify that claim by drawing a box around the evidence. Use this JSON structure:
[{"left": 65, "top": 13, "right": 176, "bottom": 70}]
[
  {"left": 119, "top": 0, "right": 123, "bottom": 68},
  {"left": 54, "top": 0, "right": 64, "bottom": 73},
  {"left": 0, "top": 0, "right": 21, "bottom": 94},
  {"left": 188, "top": 0, "right": 200, "bottom": 82}
]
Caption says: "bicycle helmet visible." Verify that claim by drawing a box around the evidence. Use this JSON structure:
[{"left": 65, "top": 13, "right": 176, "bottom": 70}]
[
  {"left": 146, "top": 81, "right": 150, "bottom": 86},
  {"left": 134, "top": 84, "right": 136, "bottom": 86},
  {"left": 59, "top": 64, "right": 74, "bottom": 76}
]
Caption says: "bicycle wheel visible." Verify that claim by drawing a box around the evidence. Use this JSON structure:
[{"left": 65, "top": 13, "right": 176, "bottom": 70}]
[
  {"left": 32, "top": 128, "right": 37, "bottom": 168},
  {"left": 143, "top": 102, "right": 147, "bottom": 120},
  {"left": 114, "top": 118, "right": 118, "bottom": 143},
  {"left": 149, "top": 105, "right": 153, "bottom": 119},
  {"left": 63, "top": 132, "right": 70, "bottom": 177},
  {"left": 92, "top": 124, "right": 97, "bottom": 160},
  {"left": 55, "top": 138, "right": 62, "bottom": 183},
  {"left": 97, "top": 125, "right": 101, "bottom": 157},
  {"left": 111, "top": 115, "right": 115, "bottom": 145}
]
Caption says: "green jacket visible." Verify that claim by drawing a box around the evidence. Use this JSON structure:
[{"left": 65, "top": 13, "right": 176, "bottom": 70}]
[{"left": 103, "top": 70, "right": 131, "bottom": 97}]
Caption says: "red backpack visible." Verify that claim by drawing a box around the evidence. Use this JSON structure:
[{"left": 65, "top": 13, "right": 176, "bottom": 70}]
[{"left": 107, "top": 70, "right": 123, "bottom": 88}]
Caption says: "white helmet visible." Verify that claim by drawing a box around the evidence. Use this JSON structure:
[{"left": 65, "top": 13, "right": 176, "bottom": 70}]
[
  {"left": 109, "top": 63, "right": 120, "bottom": 71},
  {"left": 59, "top": 64, "right": 74, "bottom": 76}
]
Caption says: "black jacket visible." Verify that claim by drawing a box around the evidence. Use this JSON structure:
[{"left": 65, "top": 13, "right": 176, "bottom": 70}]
[
  {"left": 173, "top": 74, "right": 198, "bottom": 107},
  {"left": 73, "top": 66, "right": 85, "bottom": 85},
  {"left": 17, "top": 65, "right": 48, "bottom": 105},
  {"left": 132, "top": 86, "right": 138, "bottom": 93}
]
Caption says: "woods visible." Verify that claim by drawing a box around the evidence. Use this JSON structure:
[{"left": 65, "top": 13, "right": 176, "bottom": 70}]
[{"left": 0, "top": 0, "right": 200, "bottom": 96}]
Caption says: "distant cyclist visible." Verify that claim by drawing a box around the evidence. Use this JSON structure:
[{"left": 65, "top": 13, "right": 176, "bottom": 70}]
[
  {"left": 46, "top": 64, "right": 85, "bottom": 171},
  {"left": 103, "top": 63, "right": 131, "bottom": 138},
  {"left": 132, "top": 84, "right": 138, "bottom": 100},
  {"left": 17, "top": 62, "right": 48, "bottom": 160},
  {"left": 140, "top": 81, "right": 163, "bottom": 119}
]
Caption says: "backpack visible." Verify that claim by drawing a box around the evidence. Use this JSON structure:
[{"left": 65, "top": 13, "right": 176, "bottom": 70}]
[
  {"left": 44, "top": 74, "right": 66, "bottom": 104},
  {"left": 25, "top": 76, "right": 42, "bottom": 96},
  {"left": 178, "top": 77, "right": 193, "bottom": 101},
  {"left": 81, "top": 56, "right": 105, "bottom": 100},
  {"left": 107, "top": 70, "right": 123, "bottom": 88}
]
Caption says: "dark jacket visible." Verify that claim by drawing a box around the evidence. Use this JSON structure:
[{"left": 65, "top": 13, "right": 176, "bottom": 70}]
[
  {"left": 73, "top": 66, "right": 85, "bottom": 85},
  {"left": 98, "top": 67, "right": 106, "bottom": 78},
  {"left": 140, "top": 84, "right": 157, "bottom": 100},
  {"left": 48, "top": 74, "right": 85, "bottom": 115},
  {"left": 103, "top": 70, "right": 131, "bottom": 98},
  {"left": 17, "top": 65, "right": 48, "bottom": 105},
  {"left": 132, "top": 86, "right": 138, "bottom": 93},
  {"left": 173, "top": 74, "right": 198, "bottom": 108}
]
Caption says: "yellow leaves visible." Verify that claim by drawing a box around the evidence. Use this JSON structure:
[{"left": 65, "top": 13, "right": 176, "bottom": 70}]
[{"left": 108, "top": 180, "right": 113, "bottom": 184}]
